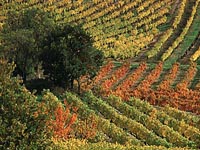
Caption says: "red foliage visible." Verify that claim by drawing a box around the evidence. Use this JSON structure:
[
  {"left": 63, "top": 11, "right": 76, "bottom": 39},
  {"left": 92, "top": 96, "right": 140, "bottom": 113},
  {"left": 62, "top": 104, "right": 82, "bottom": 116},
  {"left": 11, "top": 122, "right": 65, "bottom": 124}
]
[
  {"left": 113, "top": 62, "right": 147, "bottom": 100},
  {"left": 101, "top": 62, "right": 130, "bottom": 95},
  {"left": 91, "top": 61, "right": 200, "bottom": 115},
  {"left": 80, "top": 61, "right": 114, "bottom": 91},
  {"left": 158, "top": 63, "right": 179, "bottom": 90},
  {"left": 50, "top": 101, "right": 78, "bottom": 139}
]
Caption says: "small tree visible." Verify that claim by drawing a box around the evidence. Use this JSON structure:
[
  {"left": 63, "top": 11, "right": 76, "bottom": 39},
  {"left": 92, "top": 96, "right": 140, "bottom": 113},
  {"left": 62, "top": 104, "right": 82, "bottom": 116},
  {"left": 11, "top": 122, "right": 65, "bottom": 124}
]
[
  {"left": 41, "top": 24, "right": 104, "bottom": 91},
  {"left": 0, "top": 8, "right": 55, "bottom": 82}
]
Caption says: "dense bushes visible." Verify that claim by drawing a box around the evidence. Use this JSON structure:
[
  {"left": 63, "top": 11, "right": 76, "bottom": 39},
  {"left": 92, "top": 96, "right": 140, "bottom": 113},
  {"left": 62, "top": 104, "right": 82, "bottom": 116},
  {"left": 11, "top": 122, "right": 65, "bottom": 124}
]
[
  {"left": 0, "top": 60, "right": 100, "bottom": 149},
  {"left": 0, "top": 60, "right": 54, "bottom": 149}
]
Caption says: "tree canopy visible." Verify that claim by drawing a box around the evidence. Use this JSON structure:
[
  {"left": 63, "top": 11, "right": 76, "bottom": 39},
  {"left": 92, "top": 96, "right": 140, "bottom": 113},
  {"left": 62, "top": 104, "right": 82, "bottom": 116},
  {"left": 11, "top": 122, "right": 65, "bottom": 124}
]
[
  {"left": 0, "top": 8, "right": 55, "bottom": 82},
  {"left": 41, "top": 24, "right": 104, "bottom": 90},
  {"left": 0, "top": 8, "right": 104, "bottom": 91}
]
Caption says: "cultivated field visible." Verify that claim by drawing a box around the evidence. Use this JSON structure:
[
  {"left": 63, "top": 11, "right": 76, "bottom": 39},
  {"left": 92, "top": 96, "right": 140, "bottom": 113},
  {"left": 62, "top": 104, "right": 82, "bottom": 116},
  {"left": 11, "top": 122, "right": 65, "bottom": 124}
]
[{"left": 1, "top": 0, "right": 200, "bottom": 149}]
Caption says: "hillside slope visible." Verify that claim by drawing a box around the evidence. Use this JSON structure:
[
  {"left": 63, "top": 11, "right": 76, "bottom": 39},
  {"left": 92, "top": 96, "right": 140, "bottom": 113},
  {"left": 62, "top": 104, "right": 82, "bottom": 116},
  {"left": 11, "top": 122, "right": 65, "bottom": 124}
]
[{"left": 63, "top": 91, "right": 200, "bottom": 149}]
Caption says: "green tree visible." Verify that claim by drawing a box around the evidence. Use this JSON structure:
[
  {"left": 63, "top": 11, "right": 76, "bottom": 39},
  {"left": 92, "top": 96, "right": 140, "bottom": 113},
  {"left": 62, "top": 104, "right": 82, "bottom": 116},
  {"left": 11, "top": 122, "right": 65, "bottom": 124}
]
[
  {"left": 0, "top": 8, "right": 55, "bottom": 82},
  {"left": 41, "top": 24, "right": 104, "bottom": 91}
]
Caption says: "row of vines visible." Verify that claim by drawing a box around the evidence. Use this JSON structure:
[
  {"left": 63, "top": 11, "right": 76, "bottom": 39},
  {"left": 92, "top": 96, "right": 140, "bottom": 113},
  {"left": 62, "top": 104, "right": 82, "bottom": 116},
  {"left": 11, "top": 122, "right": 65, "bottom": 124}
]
[
  {"left": 85, "top": 61, "right": 200, "bottom": 115},
  {"left": 62, "top": 91, "right": 200, "bottom": 149}
]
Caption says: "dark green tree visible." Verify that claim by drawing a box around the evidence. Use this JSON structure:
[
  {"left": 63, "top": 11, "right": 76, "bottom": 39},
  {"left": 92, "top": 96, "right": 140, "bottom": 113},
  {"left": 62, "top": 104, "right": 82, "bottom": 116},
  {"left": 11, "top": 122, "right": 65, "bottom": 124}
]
[
  {"left": 41, "top": 24, "right": 104, "bottom": 91},
  {"left": 0, "top": 8, "right": 55, "bottom": 82}
]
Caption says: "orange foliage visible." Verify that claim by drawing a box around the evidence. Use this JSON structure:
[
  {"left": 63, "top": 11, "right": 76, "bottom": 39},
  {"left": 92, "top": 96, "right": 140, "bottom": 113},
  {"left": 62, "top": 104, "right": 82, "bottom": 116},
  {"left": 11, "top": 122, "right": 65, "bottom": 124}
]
[
  {"left": 94, "top": 61, "right": 114, "bottom": 84},
  {"left": 50, "top": 101, "right": 78, "bottom": 139},
  {"left": 113, "top": 62, "right": 147, "bottom": 100},
  {"left": 128, "top": 63, "right": 200, "bottom": 114},
  {"left": 126, "top": 62, "right": 163, "bottom": 104},
  {"left": 137, "top": 62, "right": 163, "bottom": 90},
  {"left": 74, "top": 115, "right": 98, "bottom": 140},
  {"left": 158, "top": 63, "right": 179, "bottom": 90},
  {"left": 80, "top": 61, "right": 114, "bottom": 91},
  {"left": 101, "top": 62, "right": 130, "bottom": 95},
  {"left": 176, "top": 63, "right": 197, "bottom": 90},
  {"left": 94, "top": 61, "right": 200, "bottom": 114}
]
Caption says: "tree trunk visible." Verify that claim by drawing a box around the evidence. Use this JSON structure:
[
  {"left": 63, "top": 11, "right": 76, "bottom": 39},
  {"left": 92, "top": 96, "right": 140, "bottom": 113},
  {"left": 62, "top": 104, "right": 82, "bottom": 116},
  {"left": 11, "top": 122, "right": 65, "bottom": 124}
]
[
  {"left": 70, "top": 79, "right": 74, "bottom": 90},
  {"left": 22, "top": 71, "right": 27, "bottom": 83},
  {"left": 23, "top": 48, "right": 29, "bottom": 83},
  {"left": 36, "top": 64, "right": 42, "bottom": 79},
  {"left": 77, "top": 78, "right": 81, "bottom": 94}
]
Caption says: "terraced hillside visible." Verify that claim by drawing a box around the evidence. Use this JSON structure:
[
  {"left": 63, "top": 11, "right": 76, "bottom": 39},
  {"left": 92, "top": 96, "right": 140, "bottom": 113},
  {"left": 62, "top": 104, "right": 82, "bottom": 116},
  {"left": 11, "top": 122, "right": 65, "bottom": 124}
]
[
  {"left": 0, "top": 0, "right": 200, "bottom": 149},
  {"left": 0, "top": 0, "right": 175, "bottom": 59},
  {"left": 85, "top": 61, "right": 200, "bottom": 114},
  {"left": 62, "top": 91, "right": 200, "bottom": 149},
  {"left": 0, "top": 0, "right": 200, "bottom": 61}
]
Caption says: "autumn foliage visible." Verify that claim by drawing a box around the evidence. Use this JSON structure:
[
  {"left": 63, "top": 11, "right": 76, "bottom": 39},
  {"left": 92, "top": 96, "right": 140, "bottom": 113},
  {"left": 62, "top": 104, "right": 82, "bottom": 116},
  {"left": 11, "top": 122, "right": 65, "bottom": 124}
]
[
  {"left": 73, "top": 115, "right": 98, "bottom": 140},
  {"left": 113, "top": 62, "right": 147, "bottom": 100},
  {"left": 101, "top": 62, "right": 130, "bottom": 95},
  {"left": 96, "top": 61, "right": 200, "bottom": 115},
  {"left": 49, "top": 101, "right": 78, "bottom": 140},
  {"left": 79, "top": 61, "right": 114, "bottom": 92},
  {"left": 158, "top": 63, "right": 179, "bottom": 90}
]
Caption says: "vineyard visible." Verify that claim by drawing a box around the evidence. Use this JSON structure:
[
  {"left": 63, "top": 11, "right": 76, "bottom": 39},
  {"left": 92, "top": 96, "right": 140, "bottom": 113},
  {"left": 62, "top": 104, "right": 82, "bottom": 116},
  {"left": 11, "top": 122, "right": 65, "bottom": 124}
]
[
  {"left": 88, "top": 61, "right": 200, "bottom": 115},
  {"left": 0, "top": 0, "right": 200, "bottom": 61},
  {"left": 62, "top": 91, "right": 200, "bottom": 149},
  {"left": 1, "top": 0, "right": 200, "bottom": 149}
]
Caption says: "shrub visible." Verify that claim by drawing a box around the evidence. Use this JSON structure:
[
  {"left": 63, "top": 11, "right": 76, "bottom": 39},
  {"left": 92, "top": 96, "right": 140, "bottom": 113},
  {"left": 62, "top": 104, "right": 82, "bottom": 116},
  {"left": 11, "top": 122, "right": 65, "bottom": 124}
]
[
  {"left": 72, "top": 114, "right": 98, "bottom": 141},
  {"left": 49, "top": 100, "right": 78, "bottom": 140},
  {"left": 0, "top": 60, "right": 53, "bottom": 149}
]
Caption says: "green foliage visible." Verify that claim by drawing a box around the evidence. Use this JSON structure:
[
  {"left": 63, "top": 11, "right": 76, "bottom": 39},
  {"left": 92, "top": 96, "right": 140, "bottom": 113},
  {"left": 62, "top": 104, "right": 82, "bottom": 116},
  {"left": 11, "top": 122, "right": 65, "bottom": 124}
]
[
  {"left": 105, "top": 95, "right": 198, "bottom": 147},
  {"left": 53, "top": 138, "right": 190, "bottom": 150},
  {"left": 62, "top": 91, "right": 142, "bottom": 145},
  {"left": 41, "top": 24, "right": 104, "bottom": 89},
  {"left": 0, "top": 8, "right": 55, "bottom": 82},
  {"left": 40, "top": 89, "right": 62, "bottom": 116},
  {"left": 1, "top": 7, "right": 101, "bottom": 92},
  {"left": 83, "top": 92, "right": 172, "bottom": 148},
  {"left": 0, "top": 60, "right": 54, "bottom": 149}
]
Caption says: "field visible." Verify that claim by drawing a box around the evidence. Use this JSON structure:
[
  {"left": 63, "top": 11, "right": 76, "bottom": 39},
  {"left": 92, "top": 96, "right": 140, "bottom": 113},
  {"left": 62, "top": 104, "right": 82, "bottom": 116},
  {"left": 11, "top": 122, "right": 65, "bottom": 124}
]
[{"left": 1, "top": 0, "right": 200, "bottom": 149}]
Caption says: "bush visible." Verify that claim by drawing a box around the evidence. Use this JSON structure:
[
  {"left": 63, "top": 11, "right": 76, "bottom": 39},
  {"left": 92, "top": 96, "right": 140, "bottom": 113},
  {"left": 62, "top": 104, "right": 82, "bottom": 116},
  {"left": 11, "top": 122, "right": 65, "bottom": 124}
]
[{"left": 0, "top": 60, "right": 54, "bottom": 149}]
